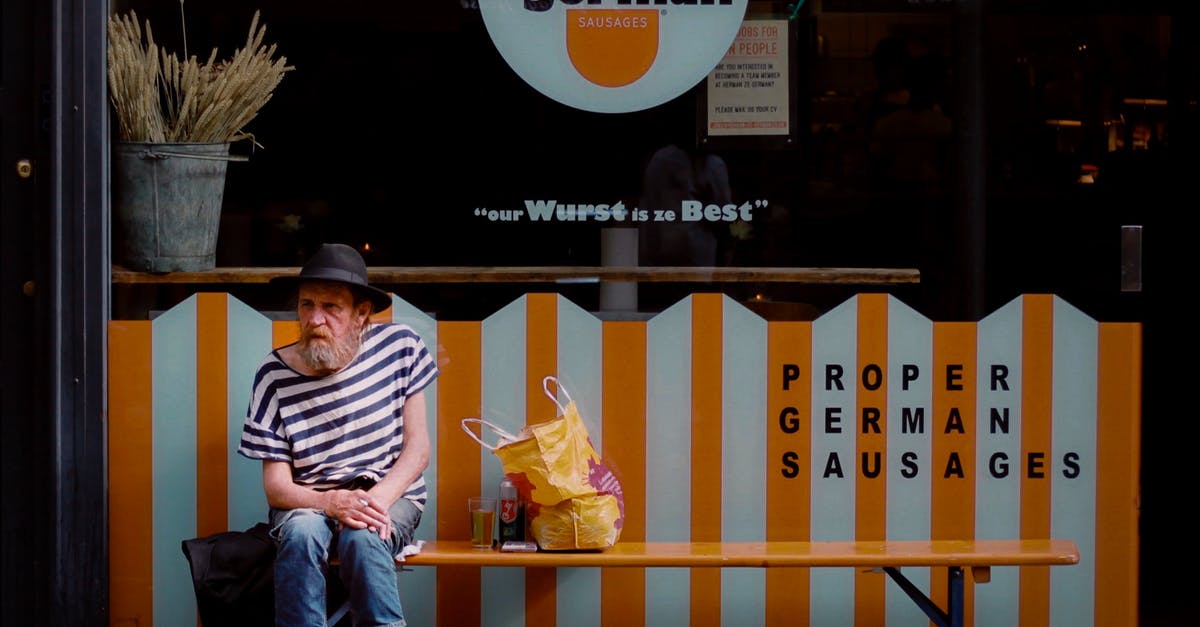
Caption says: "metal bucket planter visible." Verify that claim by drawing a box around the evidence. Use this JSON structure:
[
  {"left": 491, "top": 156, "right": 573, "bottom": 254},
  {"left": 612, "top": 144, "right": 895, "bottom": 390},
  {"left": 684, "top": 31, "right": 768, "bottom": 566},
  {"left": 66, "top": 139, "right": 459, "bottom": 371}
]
[{"left": 112, "top": 142, "right": 245, "bottom": 272}]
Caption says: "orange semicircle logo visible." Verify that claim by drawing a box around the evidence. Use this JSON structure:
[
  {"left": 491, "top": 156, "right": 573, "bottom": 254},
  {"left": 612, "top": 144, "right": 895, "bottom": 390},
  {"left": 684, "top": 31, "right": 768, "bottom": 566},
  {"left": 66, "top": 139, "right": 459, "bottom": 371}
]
[{"left": 566, "top": 10, "right": 659, "bottom": 88}]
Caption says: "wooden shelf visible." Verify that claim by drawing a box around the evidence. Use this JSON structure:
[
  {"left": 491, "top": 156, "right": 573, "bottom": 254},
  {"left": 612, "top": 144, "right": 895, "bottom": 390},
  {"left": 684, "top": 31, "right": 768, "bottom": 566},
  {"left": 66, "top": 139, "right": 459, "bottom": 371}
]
[{"left": 112, "top": 265, "right": 920, "bottom": 285}]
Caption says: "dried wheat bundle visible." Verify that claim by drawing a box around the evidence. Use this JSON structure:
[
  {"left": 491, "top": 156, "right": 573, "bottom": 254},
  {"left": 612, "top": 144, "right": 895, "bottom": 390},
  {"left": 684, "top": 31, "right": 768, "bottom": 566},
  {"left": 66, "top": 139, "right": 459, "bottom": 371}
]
[
  {"left": 107, "top": 9, "right": 293, "bottom": 144},
  {"left": 108, "top": 11, "right": 167, "bottom": 142}
]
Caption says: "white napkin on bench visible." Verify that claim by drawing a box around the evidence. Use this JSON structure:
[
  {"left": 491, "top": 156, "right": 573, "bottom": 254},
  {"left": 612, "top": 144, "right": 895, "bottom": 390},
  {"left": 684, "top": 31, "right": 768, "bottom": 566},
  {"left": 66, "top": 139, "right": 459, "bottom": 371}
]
[{"left": 395, "top": 539, "right": 426, "bottom": 563}]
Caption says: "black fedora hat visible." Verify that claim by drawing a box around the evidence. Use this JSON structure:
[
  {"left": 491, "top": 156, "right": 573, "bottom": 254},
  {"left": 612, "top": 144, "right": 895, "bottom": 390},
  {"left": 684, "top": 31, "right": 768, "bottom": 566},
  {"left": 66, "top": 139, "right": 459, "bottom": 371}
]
[{"left": 270, "top": 243, "right": 392, "bottom": 312}]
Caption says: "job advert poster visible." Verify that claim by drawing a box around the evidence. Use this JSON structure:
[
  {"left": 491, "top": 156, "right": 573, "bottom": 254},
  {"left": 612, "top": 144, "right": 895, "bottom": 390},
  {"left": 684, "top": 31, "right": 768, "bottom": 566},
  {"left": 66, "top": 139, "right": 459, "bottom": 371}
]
[{"left": 706, "top": 19, "right": 789, "bottom": 136}]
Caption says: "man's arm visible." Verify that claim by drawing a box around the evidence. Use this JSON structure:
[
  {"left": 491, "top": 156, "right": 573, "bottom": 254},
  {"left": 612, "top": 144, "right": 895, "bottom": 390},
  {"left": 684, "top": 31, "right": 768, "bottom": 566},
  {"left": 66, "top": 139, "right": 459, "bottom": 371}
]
[
  {"left": 262, "top": 460, "right": 392, "bottom": 535},
  {"left": 367, "top": 389, "right": 431, "bottom": 508}
]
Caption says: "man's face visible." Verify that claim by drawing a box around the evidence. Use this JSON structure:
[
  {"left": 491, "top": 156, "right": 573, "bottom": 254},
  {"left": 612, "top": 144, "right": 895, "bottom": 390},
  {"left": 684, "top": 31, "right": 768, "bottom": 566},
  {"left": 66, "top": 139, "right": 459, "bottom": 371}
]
[{"left": 296, "top": 281, "right": 371, "bottom": 373}]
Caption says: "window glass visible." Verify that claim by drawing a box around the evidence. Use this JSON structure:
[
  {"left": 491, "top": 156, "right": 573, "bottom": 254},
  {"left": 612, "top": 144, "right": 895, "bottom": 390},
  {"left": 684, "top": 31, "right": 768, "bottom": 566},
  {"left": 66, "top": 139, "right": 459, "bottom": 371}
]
[{"left": 109, "top": 1, "right": 1176, "bottom": 321}]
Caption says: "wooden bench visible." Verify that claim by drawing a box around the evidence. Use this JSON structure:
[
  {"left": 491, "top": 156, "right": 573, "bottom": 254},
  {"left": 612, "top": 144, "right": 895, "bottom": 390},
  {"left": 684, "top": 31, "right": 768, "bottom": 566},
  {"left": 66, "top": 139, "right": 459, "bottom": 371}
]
[{"left": 390, "top": 539, "right": 1079, "bottom": 627}]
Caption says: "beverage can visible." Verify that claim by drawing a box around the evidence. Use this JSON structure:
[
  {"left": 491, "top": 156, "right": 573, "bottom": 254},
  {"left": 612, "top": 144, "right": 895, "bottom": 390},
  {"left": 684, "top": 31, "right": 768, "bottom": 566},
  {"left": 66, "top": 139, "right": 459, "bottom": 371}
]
[{"left": 498, "top": 477, "right": 524, "bottom": 542}]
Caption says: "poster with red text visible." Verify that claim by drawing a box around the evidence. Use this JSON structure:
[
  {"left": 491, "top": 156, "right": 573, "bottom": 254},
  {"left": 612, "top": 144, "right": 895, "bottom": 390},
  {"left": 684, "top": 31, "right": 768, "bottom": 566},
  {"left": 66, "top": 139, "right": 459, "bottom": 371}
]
[{"left": 706, "top": 19, "right": 789, "bottom": 136}]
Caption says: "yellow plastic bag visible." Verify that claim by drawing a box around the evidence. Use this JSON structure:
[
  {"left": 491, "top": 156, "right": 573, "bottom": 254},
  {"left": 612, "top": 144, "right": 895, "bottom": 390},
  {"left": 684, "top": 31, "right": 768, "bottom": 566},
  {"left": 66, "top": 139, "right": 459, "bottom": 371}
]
[
  {"left": 462, "top": 376, "right": 624, "bottom": 550},
  {"left": 527, "top": 494, "right": 622, "bottom": 550}
]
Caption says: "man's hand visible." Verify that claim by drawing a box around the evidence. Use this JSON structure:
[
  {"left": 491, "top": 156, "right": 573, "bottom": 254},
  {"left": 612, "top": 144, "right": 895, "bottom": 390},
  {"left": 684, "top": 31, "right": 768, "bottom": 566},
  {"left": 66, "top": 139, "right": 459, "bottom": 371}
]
[{"left": 323, "top": 489, "right": 392, "bottom": 540}]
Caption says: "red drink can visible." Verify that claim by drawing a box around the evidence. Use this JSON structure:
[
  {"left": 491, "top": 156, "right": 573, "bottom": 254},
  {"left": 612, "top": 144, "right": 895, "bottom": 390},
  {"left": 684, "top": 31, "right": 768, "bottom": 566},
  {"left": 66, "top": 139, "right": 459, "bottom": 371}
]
[{"left": 498, "top": 477, "right": 524, "bottom": 542}]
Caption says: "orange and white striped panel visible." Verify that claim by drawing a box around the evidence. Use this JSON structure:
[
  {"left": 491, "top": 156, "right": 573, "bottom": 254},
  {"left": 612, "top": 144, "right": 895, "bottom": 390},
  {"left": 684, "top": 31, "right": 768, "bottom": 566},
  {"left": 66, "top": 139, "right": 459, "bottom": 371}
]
[{"left": 107, "top": 292, "right": 1139, "bottom": 627}]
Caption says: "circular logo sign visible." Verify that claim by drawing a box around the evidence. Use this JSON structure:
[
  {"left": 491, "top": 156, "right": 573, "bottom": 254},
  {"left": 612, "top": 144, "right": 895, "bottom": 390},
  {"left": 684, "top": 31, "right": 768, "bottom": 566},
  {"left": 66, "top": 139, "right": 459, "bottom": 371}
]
[{"left": 480, "top": 0, "right": 749, "bottom": 113}]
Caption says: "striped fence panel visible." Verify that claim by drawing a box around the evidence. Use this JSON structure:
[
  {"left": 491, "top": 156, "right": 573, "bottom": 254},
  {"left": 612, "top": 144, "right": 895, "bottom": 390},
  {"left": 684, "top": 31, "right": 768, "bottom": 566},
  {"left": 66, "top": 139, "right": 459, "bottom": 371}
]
[{"left": 108, "top": 291, "right": 1139, "bottom": 626}]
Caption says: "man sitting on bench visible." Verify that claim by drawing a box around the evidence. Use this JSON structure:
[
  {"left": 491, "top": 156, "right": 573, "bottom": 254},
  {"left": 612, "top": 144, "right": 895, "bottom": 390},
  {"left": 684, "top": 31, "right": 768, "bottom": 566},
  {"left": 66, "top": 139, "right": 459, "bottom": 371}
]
[{"left": 237, "top": 243, "right": 438, "bottom": 626}]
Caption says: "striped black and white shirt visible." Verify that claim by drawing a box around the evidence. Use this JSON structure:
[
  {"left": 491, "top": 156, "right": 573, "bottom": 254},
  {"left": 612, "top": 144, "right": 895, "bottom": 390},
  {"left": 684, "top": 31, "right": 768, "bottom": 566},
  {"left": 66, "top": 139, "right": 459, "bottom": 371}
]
[{"left": 238, "top": 323, "right": 438, "bottom": 509}]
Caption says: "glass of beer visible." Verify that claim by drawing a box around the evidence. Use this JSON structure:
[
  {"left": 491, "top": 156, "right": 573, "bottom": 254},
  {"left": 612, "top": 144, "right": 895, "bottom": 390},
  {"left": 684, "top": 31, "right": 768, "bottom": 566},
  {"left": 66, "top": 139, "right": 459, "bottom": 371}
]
[{"left": 469, "top": 496, "right": 497, "bottom": 549}]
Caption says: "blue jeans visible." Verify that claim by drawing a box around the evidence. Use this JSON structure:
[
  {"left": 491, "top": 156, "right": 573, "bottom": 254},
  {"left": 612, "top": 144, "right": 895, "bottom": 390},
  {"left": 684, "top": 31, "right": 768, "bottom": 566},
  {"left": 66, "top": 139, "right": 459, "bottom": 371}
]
[{"left": 269, "top": 498, "right": 422, "bottom": 627}]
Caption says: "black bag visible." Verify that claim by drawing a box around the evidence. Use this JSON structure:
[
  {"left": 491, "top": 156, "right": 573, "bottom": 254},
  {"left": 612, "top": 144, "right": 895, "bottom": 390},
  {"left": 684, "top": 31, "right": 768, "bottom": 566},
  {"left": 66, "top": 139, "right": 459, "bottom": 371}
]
[{"left": 181, "top": 522, "right": 276, "bottom": 626}]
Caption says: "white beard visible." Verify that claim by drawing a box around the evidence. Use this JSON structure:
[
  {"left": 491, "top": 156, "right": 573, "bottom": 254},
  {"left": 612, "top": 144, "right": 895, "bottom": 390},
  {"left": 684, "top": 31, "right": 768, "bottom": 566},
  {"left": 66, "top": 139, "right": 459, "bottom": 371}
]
[{"left": 298, "top": 325, "right": 363, "bottom": 373}]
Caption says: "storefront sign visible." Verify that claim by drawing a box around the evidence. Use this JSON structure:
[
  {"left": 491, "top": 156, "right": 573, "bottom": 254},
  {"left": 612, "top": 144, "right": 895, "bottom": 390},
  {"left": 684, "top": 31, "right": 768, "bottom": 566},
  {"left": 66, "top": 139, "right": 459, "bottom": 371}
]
[
  {"left": 706, "top": 19, "right": 790, "bottom": 135},
  {"left": 480, "top": 0, "right": 749, "bottom": 113}
]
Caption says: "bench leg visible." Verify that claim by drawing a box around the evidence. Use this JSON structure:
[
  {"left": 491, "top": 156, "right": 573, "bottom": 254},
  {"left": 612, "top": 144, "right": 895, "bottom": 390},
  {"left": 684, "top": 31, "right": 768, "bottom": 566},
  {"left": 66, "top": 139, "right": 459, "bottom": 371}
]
[
  {"left": 946, "top": 566, "right": 964, "bottom": 627},
  {"left": 882, "top": 566, "right": 963, "bottom": 627},
  {"left": 328, "top": 600, "right": 350, "bottom": 625}
]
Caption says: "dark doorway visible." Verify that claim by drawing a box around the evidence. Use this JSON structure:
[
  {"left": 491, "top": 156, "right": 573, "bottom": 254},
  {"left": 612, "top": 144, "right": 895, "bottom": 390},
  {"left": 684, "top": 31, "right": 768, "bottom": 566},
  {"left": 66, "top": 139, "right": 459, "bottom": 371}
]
[{"left": 1, "top": 0, "right": 53, "bottom": 620}]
